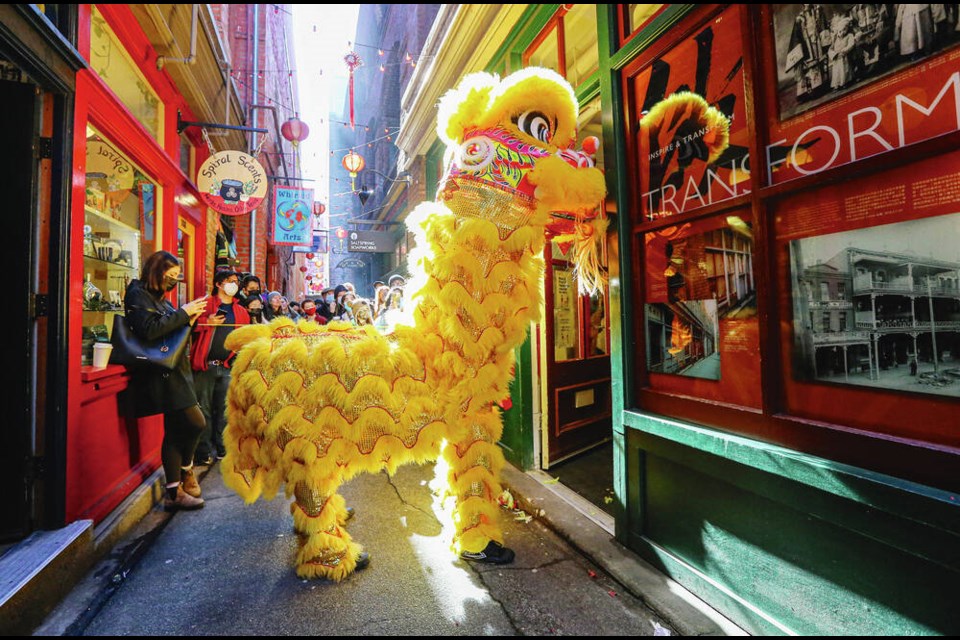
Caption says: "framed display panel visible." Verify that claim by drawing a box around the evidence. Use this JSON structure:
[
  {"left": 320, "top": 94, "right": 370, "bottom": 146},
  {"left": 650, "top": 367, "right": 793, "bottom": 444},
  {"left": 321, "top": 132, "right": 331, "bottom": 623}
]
[
  {"left": 625, "top": 3, "right": 751, "bottom": 225},
  {"left": 759, "top": 4, "right": 960, "bottom": 186},
  {"left": 619, "top": 4, "right": 960, "bottom": 490},
  {"left": 642, "top": 209, "right": 762, "bottom": 409},
  {"left": 774, "top": 149, "right": 960, "bottom": 447}
]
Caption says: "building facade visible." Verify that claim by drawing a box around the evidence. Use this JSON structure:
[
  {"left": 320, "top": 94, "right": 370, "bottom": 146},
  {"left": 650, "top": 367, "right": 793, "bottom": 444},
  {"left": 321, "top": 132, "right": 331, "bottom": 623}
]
[
  {"left": 0, "top": 5, "right": 300, "bottom": 632},
  {"left": 394, "top": 4, "right": 959, "bottom": 634}
]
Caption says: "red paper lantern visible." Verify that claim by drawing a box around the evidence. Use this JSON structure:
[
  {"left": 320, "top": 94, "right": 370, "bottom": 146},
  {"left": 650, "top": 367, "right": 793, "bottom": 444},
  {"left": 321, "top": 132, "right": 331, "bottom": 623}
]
[
  {"left": 341, "top": 150, "right": 365, "bottom": 191},
  {"left": 281, "top": 117, "right": 310, "bottom": 147},
  {"left": 335, "top": 227, "right": 348, "bottom": 240},
  {"left": 299, "top": 265, "right": 308, "bottom": 273},
  {"left": 306, "top": 252, "right": 314, "bottom": 260}
]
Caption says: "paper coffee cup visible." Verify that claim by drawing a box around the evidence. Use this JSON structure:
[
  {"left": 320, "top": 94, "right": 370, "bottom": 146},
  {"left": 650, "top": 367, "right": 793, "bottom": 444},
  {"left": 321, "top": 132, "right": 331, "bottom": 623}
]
[{"left": 92, "top": 342, "right": 113, "bottom": 369}]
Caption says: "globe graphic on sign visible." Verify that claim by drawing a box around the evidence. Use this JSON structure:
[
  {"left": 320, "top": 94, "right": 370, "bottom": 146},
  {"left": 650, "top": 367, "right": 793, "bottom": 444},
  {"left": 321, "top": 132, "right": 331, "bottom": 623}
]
[{"left": 277, "top": 199, "right": 310, "bottom": 231}]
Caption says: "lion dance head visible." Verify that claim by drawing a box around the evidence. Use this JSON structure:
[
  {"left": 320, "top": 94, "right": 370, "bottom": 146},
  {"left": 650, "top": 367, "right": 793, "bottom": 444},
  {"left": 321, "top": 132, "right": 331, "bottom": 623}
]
[{"left": 432, "top": 67, "right": 608, "bottom": 293}]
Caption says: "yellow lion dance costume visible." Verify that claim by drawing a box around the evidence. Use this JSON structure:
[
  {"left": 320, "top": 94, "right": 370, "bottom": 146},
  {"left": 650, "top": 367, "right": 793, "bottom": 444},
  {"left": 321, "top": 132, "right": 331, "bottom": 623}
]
[{"left": 222, "top": 67, "right": 607, "bottom": 581}]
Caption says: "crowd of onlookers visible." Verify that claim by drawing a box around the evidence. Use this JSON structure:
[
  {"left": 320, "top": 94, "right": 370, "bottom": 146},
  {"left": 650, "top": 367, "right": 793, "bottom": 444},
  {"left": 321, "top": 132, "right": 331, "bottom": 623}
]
[{"left": 232, "top": 273, "right": 408, "bottom": 332}]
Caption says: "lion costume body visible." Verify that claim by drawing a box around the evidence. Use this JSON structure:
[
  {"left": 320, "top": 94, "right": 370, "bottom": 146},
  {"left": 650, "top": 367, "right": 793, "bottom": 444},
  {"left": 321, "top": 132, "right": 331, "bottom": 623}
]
[{"left": 221, "top": 67, "right": 607, "bottom": 581}]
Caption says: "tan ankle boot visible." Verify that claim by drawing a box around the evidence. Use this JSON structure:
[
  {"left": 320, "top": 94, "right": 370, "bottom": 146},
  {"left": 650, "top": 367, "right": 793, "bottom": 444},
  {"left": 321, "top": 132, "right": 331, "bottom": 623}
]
[
  {"left": 181, "top": 467, "right": 201, "bottom": 498},
  {"left": 163, "top": 485, "right": 204, "bottom": 511}
]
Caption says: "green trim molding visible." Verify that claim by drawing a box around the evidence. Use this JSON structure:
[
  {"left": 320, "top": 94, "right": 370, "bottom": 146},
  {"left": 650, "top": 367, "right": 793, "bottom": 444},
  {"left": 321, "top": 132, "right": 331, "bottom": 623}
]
[{"left": 621, "top": 410, "right": 960, "bottom": 635}]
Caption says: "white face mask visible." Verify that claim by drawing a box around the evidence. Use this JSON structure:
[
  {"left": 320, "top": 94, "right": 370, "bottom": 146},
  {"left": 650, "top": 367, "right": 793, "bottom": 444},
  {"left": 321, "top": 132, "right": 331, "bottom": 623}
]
[{"left": 222, "top": 282, "right": 239, "bottom": 297}]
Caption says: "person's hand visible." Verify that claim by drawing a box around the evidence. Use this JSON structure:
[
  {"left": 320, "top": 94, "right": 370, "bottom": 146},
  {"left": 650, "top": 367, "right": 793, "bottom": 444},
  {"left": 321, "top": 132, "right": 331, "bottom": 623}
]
[
  {"left": 182, "top": 296, "right": 208, "bottom": 319},
  {"left": 206, "top": 312, "right": 226, "bottom": 325}
]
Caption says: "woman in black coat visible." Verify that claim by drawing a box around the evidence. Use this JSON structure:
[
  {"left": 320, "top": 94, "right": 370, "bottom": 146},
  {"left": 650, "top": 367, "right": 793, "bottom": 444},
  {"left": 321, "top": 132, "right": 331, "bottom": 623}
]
[{"left": 124, "top": 250, "right": 210, "bottom": 511}]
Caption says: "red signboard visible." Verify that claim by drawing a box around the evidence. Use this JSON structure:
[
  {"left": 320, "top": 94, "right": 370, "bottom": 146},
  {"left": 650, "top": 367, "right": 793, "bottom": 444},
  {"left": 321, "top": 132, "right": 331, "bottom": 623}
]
[{"left": 631, "top": 5, "right": 750, "bottom": 222}]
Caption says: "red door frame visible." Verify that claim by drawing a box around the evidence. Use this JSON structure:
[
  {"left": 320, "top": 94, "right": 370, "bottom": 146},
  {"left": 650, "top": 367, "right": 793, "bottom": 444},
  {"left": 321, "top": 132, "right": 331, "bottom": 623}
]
[{"left": 65, "top": 4, "right": 209, "bottom": 523}]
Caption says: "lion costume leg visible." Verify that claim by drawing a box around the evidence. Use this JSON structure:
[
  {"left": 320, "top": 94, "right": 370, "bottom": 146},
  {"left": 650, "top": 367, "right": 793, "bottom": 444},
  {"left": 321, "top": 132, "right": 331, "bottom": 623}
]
[
  {"left": 291, "top": 481, "right": 363, "bottom": 581},
  {"left": 442, "top": 408, "right": 510, "bottom": 557}
]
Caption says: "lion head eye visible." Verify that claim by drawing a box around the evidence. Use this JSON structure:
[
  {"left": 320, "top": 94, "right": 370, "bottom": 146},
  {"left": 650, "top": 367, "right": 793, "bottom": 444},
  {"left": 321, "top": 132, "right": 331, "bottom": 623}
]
[{"left": 514, "top": 110, "right": 553, "bottom": 144}]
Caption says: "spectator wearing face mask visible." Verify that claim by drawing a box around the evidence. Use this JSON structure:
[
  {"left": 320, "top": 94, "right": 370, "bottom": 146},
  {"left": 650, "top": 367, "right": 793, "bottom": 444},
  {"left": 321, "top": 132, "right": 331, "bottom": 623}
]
[
  {"left": 239, "top": 274, "right": 262, "bottom": 305},
  {"left": 189, "top": 269, "right": 251, "bottom": 464},
  {"left": 333, "top": 284, "right": 350, "bottom": 320},
  {"left": 317, "top": 287, "right": 337, "bottom": 323},
  {"left": 299, "top": 298, "right": 327, "bottom": 324},
  {"left": 242, "top": 294, "right": 266, "bottom": 324}
]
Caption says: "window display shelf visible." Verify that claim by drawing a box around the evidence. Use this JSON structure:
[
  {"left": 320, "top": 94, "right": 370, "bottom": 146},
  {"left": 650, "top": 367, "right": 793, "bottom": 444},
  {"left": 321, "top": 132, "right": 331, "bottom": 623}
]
[
  {"left": 84, "top": 205, "right": 139, "bottom": 234},
  {"left": 83, "top": 254, "right": 137, "bottom": 271}
]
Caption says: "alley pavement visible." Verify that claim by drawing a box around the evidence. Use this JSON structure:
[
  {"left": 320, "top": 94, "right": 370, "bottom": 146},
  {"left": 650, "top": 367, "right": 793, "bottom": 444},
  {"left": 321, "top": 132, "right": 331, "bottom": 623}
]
[{"left": 36, "top": 461, "right": 741, "bottom": 636}]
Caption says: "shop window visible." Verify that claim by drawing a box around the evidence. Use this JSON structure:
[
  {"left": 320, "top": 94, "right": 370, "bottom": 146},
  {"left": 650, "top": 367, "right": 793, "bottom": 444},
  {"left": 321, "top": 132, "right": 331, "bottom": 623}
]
[
  {"left": 620, "top": 4, "right": 666, "bottom": 46},
  {"left": 179, "top": 134, "right": 193, "bottom": 178},
  {"left": 89, "top": 7, "right": 163, "bottom": 142},
  {"left": 526, "top": 22, "right": 561, "bottom": 75},
  {"left": 82, "top": 127, "right": 157, "bottom": 366},
  {"left": 35, "top": 4, "right": 75, "bottom": 42},
  {"left": 562, "top": 4, "right": 599, "bottom": 88},
  {"left": 524, "top": 5, "right": 599, "bottom": 88}
]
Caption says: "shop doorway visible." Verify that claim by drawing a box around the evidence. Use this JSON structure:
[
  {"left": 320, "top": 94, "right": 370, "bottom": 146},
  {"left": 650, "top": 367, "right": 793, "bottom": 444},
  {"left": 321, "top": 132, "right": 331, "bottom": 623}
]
[
  {"left": 1, "top": 77, "right": 39, "bottom": 541},
  {"left": 538, "top": 240, "right": 614, "bottom": 519}
]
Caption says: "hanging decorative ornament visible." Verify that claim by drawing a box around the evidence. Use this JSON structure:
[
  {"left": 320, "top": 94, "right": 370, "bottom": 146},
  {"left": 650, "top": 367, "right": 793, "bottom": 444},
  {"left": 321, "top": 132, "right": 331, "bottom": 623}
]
[
  {"left": 299, "top": 265, "right": 308, "bottom": 273},
  {"left": 341, "top": 150, "right": 365, "bottom": 192},
  {"left": 281, "top": 116, "right": 310, "bottom": 148},
  {"left": 343, "top": 51, "right": 363, "bottom": 129},
  {"left": 305, "top": 252, "right": 314, "bottom": 260}
]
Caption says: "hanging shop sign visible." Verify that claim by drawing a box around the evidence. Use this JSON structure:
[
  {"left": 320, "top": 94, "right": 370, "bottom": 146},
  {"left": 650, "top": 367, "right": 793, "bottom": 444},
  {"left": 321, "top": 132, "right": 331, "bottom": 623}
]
[
  {"left": 197, "top": 151, "right": 267, "bottom": 215},
  {"left": 347, "top": 230, "right": 394, "bottom": 253},
  {"left": 271, "top": 185, "right": 314, "bottom": 246}
]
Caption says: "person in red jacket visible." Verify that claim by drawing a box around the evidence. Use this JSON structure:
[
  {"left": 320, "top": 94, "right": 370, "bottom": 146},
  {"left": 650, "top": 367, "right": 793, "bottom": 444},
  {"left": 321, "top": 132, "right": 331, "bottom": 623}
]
[{"left": 189, "top": 269, "right": 250, "bottom": 464}]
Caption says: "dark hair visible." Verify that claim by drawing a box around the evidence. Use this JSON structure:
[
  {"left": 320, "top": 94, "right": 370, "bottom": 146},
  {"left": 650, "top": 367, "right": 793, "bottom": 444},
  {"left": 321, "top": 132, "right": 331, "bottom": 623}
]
[
  {"left": 141, "top": 250, "right": 180, "bottom": 293},
  {"left": 242, "top": 274, "right": 261, "bottom": 288}
]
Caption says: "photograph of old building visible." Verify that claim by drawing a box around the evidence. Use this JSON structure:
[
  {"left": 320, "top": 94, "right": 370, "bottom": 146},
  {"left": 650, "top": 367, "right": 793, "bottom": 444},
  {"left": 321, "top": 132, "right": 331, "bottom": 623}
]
[
  {"left": 646, "top": 299, "right": 721, "bottom": 380},
  {"left": 652, "top": 215, "right": 756, "bottom": 319},
  {"left": 791, "top": 215, "right": 960, "bottom": 397}
]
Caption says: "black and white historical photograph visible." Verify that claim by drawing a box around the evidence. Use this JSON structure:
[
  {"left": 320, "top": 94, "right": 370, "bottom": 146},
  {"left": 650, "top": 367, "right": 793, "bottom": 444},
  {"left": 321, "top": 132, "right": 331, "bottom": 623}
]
[
  {"left": 646, "top": 300, "right": 721, "bottom": 381},
  {"left": 790, "top": 214, "right": 960, "bottom": 397},
  {"left": 773, "top": 4, "right": 960, "bottom": 119}
]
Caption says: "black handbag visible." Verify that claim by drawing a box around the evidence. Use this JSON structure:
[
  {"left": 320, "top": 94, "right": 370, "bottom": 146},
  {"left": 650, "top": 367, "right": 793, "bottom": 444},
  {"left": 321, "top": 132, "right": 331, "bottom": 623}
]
[{"left": 109, "top": 313, "right": 190, "bottom": 370}]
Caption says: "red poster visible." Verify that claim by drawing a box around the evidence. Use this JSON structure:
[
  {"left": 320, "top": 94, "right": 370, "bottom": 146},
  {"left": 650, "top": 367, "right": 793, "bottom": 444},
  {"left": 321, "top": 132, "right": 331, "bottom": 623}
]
[
  {"left": 775, "top": 150, "right": 960, "bottom": 441},
  {"left": 643, "top": 210, "right": 761, "bottom": 409},
  {"left": 767, "top": 4, "right": 960, "bottom": 185},
  {"left": 632, "top": 5, "right": 750, "bottom": 222}
]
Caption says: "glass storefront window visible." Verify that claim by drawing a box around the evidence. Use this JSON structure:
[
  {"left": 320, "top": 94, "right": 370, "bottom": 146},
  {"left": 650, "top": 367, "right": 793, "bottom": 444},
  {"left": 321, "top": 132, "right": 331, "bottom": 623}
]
[
  {"left": 81, "top": 127, "right": 157, "bottom": 365},
  {"left": 625, "top": 4, "right": 665, "bottom": 39},
  {"left": 89, "top": 7, "right": 163, "bottom": 142},
  {"left": 578, "top": 96, "right": 603, "bottom": 170},
  {"left": 563, "top": 4, "right": 599, "bottom": 87},
  {"left": 526, "top": 24, "right": 560, "bottom": 75}
]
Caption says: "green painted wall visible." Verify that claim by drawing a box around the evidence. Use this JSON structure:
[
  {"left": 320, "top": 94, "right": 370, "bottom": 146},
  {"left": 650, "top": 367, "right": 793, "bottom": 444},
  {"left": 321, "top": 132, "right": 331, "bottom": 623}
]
[
  {"left": 622, "top": 412, "right": 960, "bottom": 635},
  {"left": 499, "top": 336, "right": 533, "bottom": 470}
]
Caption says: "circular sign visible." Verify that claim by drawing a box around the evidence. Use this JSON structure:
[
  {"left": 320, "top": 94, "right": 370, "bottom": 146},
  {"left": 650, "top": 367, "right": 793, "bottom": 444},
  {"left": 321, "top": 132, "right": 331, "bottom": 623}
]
[{"left": 197, "top": 151, "right": 268, "bottom": 215}]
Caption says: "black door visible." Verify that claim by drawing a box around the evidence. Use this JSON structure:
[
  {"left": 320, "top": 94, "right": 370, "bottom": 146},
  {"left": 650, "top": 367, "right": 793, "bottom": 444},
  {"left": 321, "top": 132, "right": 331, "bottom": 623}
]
[{"left": 0, "top": 79, "right": 37, "bottom": 540}]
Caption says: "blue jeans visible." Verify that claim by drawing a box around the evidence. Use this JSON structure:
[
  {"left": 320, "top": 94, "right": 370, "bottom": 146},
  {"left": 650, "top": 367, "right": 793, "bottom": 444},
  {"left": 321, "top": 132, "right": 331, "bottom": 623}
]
[{"left": 193, "top": 363, "right": 231, "bottom": 460}]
